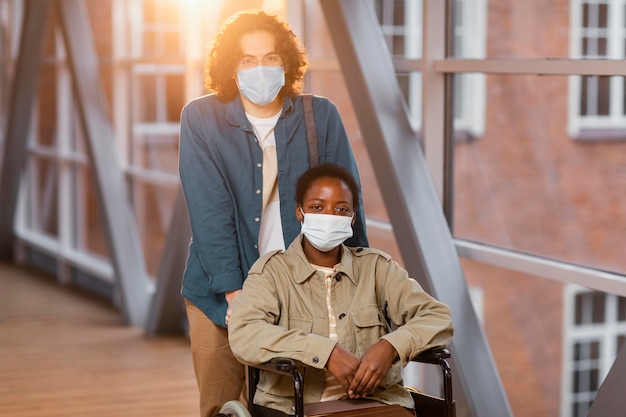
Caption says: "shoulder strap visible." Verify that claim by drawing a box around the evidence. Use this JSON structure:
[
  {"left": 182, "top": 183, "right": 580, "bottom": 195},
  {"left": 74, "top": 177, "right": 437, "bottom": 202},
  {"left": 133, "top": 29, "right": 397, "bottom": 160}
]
[{"left": 302, "top": 94, "right": 319, "bottom": 167}]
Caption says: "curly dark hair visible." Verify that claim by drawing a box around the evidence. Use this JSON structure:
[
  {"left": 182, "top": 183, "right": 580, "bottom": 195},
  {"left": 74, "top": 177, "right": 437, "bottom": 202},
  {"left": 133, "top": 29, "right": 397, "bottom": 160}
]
[
  {"left": 206, "top": 10, "right": 308, "bottom": 102},
  {"left": 295, "top": 163, "right": 361, "bottom": 209}
]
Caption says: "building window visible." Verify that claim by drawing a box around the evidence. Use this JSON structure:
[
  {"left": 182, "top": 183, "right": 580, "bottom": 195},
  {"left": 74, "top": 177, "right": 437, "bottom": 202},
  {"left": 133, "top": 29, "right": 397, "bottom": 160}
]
[
  {"left": 373, "top": 0, "right": 486, "bottom": 137},
  {"left": 119, "top": 0, "right": 186, "bottom": 175},
  {"left": 562, "top": 286, "right": 626, "bottom": 417},
  {"left": 113, "top": 0, "right": 210, "bottom": 277},
  {"left": 0, "top": 0, "right": 23, "bottom": 150},
  {"left": 451, "top": 0, "right": 486, "bottom": 138},
  {"left": 374, "top": 0, "right": 422, "bottom": 130},
  {"left": 570, "top": 0, "right": 626, "bottom": 139}
]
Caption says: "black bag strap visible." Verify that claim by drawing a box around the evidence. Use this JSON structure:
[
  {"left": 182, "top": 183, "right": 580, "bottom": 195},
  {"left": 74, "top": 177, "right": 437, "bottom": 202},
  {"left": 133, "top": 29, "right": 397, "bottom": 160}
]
[{"left": 302, "top": 94, "right": 319, "bottom": 167}]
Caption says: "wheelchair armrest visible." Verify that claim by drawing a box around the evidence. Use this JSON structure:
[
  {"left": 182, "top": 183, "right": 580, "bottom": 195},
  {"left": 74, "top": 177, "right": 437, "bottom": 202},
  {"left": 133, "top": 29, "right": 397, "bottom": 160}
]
[
  {"left": 409, "top": 347, "right": 454, "bottom": 415},
  {"left": 410, "top": 347, "right": 450, "bottom": 364},
  {"left": 255, "top": 358, "right": 298, "bottom": 376},
  {"left": 251, "top": 358, "right": 304, "bottom": 417}
]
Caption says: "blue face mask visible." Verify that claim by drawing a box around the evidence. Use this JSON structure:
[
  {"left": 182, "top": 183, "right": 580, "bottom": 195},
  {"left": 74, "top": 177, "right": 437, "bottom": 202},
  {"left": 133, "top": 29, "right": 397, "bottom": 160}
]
[{"left": 236, "top": 65, "right": 285, "bottom": 106}]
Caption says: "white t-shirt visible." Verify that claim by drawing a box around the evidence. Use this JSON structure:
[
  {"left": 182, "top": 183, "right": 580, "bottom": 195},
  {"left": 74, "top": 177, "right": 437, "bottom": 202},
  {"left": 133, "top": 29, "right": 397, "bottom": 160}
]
[
  {"left": 314, "top": 264, "right": 347, "bottom": 402},
  {"left": 246, "top": 111, "right": 285, "bottom": 255}
]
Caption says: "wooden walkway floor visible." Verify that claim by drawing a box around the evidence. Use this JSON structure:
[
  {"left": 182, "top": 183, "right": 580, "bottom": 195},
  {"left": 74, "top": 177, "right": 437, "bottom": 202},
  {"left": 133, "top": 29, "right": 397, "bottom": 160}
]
[{"left": 0, "top": 262, "right": 199, "bottom": 417}]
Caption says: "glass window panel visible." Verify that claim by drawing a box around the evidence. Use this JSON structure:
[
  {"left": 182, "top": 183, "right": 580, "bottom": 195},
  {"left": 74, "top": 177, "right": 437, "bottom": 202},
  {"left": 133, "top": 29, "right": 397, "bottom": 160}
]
[
  {"left": 76, "top": 164, "right": 109, "bottom": 260},
  {"left": 591, "top": 292, "right": 606, "bottom": 323},
  {"left": 143, "top": 0, "right": 157, "bottom": 24},
  {"left": 453, "top": 74, "right": 626, "bottom": 277},
  {"left": 599, "top": 4, "right": 608, "bottom": 28},
  {"left": 582, "top": 3, "right": 608, "bottom": 29},
  {"left": 623, "top": 77, "right": 626, "bottom": 116},
  {"left": 572, "top": 400, "right": 592, "bottom": 417},
  {"left": 582, "top": 37, "right": 590, "bottom": 56},
  {"left": 142, "top": 31, "right": 157, "bottom": 56},
  {"left": 582, "top": 4, "right": 590, "bottom": 27},
  {"left": 161, "top": 0, "right": 181, "bottom": 25},
  {"left": 131, "top": 180, "right": 177, "bottom": 278},
  {"left": 618, "top": 296, "right": 626, "bottom": 321},
  {"left": 573, "top": 340, "right": 599, "bottom": 361},
  {"left": 393, "top": 0, "right": 405, "bottom": 26},
  {"left": 580, "top": 75, "right": 595, "bottom": 116},
  {"left": 134, "top": 73, "right": 157, "bottom": 122},
  {"left": 374, "top": 0, "right": 414, "bottom": 57},
  {"left": 164, "top": 31, "right": 180, "bottom": 56},
  {"left": 460, "top": 258, "right": 566, "bottom": 417},
  {"left": 596, "top": 76, "right": 611, "bottom": 114},
  {"left": 589, "top": 368, "right": 599, "bottom": 391},
  {"left": 573, "top": 369, "right": 585, "bottom": 392},
  {"left": 393, "top": 35, "right": 405, "bottom": 56},
  {"left": 29, "top": 157, "right": 59, "bottom": 237},
  {"left": 37, "top": 63, "right": 58, "bottom": 148},
  {"left": 131, "top": 134, "right": 179, "bottom": 174},
  {"left": 166, "top": 73, "right": 185, "bottom": 122},
  {"left": 572, "top": 342, "right": 600, "bottom": 395},
  {"left": 582, "top": 37, "right": 607, "bottom": 57},
  {"left": 454, "top": 0, "right": 463, "bottom": 27},
  {"left": 0, "top": 0, "right": 17, "bottom": 78},
  {"left": 575, "top": 294, "right": 585, "bottom": 325},
  {"left": 574, "top": 292, "right": 606, "bottom": 325}
]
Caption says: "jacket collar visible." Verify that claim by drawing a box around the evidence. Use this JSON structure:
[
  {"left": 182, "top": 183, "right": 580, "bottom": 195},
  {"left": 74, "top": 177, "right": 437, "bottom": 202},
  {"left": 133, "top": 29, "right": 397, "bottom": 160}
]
[
  {"left": 289, "top": 235, "right": 358, "bottom": 286},
  {"left": 225, "top": 95, "right": 295, "bottom": 132}
]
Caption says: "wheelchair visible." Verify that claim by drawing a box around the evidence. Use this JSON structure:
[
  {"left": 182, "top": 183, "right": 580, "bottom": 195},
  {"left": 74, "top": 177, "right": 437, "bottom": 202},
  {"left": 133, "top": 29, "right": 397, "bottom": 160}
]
[{"left": 215, "top": 347, "right": 455, "bottom": 417}]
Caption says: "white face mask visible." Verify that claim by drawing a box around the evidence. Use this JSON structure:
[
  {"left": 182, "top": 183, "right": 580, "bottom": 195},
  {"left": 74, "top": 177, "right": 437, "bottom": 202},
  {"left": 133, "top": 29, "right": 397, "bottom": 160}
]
[
  {"left": 236, "top": 65, "right": 285, "bottom": 106},
  {"left": 300, "top": 210, "right": 354, "bottom": 252}
]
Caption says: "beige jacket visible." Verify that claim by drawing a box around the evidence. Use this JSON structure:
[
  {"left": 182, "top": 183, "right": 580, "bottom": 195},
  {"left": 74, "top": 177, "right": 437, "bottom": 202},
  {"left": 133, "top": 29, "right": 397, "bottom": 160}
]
[{"left": 228, "top": 235, "right": 453, "bottom": 414}]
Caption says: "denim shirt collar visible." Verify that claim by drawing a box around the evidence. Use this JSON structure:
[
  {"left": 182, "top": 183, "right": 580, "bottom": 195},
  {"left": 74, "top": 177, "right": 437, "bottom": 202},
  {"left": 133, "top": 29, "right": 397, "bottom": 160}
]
[{"left": 225, "top": 95, "right": 295, "bottom": 132}]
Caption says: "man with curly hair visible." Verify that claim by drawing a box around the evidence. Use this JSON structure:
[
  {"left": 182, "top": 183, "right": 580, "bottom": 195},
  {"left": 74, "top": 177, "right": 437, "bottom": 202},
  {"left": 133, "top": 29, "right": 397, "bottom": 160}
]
[{"left": 178, "top": 10, "right": 368, "bottom": 417}]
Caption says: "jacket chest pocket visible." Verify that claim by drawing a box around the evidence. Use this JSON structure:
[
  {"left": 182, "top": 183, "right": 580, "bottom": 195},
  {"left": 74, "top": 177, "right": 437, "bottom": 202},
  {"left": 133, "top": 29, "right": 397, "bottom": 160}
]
[{"left": 351, "top": 307, "right": 386, "bottom": 355}]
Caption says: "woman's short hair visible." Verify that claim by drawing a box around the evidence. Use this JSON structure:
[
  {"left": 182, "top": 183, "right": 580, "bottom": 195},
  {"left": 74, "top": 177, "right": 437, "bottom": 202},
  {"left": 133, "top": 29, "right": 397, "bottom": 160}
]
[
  {"left": 295, "top": 163, "right": 361, "bottom": 209},
  {"left": 206, "top": 10, "right": 308, "bottom": 102}
]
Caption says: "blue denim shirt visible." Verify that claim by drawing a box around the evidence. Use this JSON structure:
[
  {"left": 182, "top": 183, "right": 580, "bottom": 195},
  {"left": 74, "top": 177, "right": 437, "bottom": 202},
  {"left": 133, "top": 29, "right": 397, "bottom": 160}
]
[{"left": 179, "top": 94, "right": 368, "bottom": 327}]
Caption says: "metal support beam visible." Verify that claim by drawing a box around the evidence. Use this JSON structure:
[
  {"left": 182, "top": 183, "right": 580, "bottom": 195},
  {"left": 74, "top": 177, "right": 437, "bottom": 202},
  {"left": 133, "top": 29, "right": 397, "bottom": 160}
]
[
  {"left": 55, "top": 0, "right": 150, "bottom": 326},
  {"left": 0, "top": 0, "right": 50, "bottom": 260},
  {"left": 318, "top": 1, "right": 512, "bottom": 416},
  {"left": 145, "top": 189, "right": 190, "bottom": 336}
]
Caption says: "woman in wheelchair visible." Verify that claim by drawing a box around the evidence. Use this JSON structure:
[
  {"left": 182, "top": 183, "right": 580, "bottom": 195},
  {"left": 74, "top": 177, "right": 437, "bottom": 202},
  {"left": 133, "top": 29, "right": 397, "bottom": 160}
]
[{"left": 227, "top": 163, "right": 454, "bottom": 416}]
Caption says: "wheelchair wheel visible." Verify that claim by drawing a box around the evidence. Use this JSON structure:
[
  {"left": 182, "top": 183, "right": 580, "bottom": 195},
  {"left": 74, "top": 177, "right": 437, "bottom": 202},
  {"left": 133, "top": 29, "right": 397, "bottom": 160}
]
[{"left": 219, "top": 400, "right": 252, "bottom": 417}]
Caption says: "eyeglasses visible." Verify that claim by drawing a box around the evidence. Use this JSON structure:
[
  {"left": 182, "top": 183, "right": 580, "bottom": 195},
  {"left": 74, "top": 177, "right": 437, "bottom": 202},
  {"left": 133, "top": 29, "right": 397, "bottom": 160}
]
[{"left": 237, "top": 53, "right": 283, "bottom": 69}]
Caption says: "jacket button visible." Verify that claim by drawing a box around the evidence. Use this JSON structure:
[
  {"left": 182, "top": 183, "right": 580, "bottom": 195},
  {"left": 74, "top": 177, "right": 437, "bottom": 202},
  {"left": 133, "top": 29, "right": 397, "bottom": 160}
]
[
  {"left": 356, "top": 247, "right": 363, "bottom": 252},
  {"left": 312, "top": 357, "right": 319, "bottom": 364},
  {"left": 255, "top": 217, "right": 260, "bottom": 222},
  {"left": 338, "top": 313, "right": 345, "bottom": 320}
]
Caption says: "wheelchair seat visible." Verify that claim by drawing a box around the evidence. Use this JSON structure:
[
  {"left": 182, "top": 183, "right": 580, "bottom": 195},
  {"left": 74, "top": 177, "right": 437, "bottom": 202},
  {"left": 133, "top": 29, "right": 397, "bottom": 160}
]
[{"left": 216, "top": 347, "right": 455, "bottom": 417}]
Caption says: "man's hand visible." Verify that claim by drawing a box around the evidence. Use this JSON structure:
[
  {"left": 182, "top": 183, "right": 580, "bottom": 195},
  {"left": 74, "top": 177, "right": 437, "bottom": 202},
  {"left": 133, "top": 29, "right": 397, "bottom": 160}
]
[
  {"left": 326, "top": 344, "right": 360, "bottom": 390},
  {"left": 224, "top": 289, "right": 241, "bottom": 325},
  {"left": 348, "top": 339, "right": 398, "bottom": 399}
]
